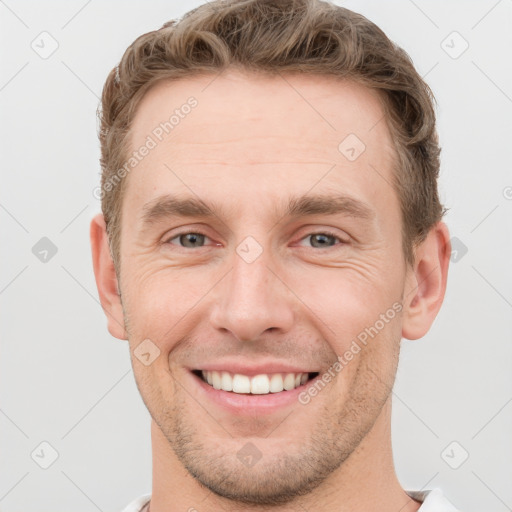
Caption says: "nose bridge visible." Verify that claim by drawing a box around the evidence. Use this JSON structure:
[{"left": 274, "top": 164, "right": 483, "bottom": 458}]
[{"left": 210, "top": 242, "right": 294, "bottom": 341}]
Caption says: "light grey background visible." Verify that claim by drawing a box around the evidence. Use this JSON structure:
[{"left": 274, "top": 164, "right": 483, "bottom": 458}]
[{"left": 1, "top": 1, "right": 511, "bottom": 511}]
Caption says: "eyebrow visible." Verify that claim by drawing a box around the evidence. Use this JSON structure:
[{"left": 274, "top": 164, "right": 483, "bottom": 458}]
[
  {"left": 286, "top": 194, "right": 375, "bottom": 220},
  {"left": 141, "top": 192, "right": 375, "bottom": 226}
]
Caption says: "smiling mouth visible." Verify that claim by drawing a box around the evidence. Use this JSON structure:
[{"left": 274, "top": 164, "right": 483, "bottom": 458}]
[{"left": 192, "top": 370, "right": 320, "bottom": 395}]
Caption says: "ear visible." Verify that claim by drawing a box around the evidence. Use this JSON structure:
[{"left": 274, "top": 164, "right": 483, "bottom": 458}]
[
  {"left": 90, "top": 213, "right": 127, "bottom": 340},
  {"left": 401, "top": 221, "right": 451, "bottom": 340}
]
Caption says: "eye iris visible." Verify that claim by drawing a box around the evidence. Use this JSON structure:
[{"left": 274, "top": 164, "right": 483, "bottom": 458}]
[
  {"left": 310, "top": 233, "right": 336, "bottom": 248},
  {"left": 180, "top": 233, "right": 205, "bottom": 247}
]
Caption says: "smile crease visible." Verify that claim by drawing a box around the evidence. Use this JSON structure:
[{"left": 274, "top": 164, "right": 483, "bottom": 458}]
[{"left": 194, "top": 370, "right": 319, "bottom": 395}]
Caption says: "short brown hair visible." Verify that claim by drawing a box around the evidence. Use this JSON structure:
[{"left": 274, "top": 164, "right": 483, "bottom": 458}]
[{"left": 98, "top": 0, "right": 445, "bottom": 270}]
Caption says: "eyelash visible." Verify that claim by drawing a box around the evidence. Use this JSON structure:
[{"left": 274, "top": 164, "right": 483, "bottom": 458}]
[
  {"left": 164, "top": 230, "right": 347, "bottom": 249},
  {"left": 297, "top": 231, "right": 346, "bottom": 249}
]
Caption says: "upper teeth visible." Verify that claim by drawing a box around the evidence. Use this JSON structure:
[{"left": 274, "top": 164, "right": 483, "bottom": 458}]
[{"left": 201, "top": 371, "right": 309, "bottom": 394}]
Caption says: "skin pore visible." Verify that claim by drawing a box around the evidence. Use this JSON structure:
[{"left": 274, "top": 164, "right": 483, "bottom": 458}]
[{"left": 91, "top": 70, "right": 450, "bottom": 511}]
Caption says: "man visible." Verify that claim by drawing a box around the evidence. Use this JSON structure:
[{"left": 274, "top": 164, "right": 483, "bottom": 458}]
[{"left": 90, "top": 0, "right": 457, "bottom": 510}]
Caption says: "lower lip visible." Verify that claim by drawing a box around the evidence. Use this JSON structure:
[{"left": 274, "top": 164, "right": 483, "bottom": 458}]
[{"left": 190, "top": 371, "right": 319, "bottom": 415}]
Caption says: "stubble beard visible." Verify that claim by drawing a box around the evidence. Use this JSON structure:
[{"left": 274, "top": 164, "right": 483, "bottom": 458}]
[{"left": 150, "top": 354, "right": 398, "bottom": 506}]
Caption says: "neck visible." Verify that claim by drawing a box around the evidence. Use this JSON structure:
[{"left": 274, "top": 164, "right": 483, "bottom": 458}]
[{"left": 148, "top": 398, "right": 422, "bottom": 512}]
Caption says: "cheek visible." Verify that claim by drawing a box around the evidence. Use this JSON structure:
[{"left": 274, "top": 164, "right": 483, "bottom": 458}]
[
  {"left": 121, "top": 263, "right": 216, "bottom": 345},
  {"left": 284, "top": 262, "right": 404, "bottom": 351}
]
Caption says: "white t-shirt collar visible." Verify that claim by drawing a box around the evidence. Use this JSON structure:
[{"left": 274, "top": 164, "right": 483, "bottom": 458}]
[{"left": 122, "top": 488, "right": 460, "bottom": 512}]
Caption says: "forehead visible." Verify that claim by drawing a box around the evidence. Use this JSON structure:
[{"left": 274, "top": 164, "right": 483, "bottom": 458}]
[
  {"left": 130, "top": 70, "right": 391, "bottom": 155},
  {"left": 125, "top": 70, "right": 397, "bottom": 217}
]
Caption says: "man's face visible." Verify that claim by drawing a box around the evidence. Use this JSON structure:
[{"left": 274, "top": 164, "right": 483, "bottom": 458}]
[{"left": 118, "top": 71, "right": 410, "bottom": 504}]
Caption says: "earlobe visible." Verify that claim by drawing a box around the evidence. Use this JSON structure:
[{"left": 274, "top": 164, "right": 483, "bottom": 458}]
[
  {"left": 90, "top": 213, "right": 127, "bottom": 340},
  {"left": 401, "top": 222, "right": 451, "bottom": 340}
]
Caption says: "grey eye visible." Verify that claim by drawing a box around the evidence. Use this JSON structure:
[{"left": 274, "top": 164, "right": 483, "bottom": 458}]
[
  {"left": 308, "top": 233, "right": 337, "bottom": 248},
  {"left": 176, "top": 233, "right": 206, "bottom": 248}
]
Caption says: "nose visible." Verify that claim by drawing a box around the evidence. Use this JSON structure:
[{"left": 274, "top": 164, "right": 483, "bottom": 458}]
[{"left": 209, "top": 248, "right": 295, "bottom": 342}]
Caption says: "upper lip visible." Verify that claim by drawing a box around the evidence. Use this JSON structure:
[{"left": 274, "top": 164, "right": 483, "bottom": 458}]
[{"left": 190, "top": 359, "right": 318, "bottom": 377}]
